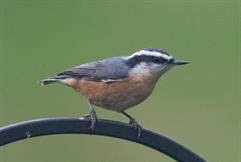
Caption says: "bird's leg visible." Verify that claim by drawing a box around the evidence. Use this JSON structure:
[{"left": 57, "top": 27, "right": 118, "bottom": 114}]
[
  {"left": 121, "top": 111, "right": 143, "bottom": 137},
  {"left": 85, "top": 99, "right": 98, "bottom": 131}
]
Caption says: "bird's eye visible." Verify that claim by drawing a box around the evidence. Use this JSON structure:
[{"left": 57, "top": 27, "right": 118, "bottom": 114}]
[{"left": 153, "top": 57, "right": 161, "bottom": 63}]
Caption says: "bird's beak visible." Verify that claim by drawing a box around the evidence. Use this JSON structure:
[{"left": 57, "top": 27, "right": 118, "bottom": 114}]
[{"left": 172, "top": 60, "right": 189, "bottom": 65}]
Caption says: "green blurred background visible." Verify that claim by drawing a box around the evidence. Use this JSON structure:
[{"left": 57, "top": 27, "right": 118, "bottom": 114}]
[{"left": 0, "top": 0, "right": 240, "bottom": 161}]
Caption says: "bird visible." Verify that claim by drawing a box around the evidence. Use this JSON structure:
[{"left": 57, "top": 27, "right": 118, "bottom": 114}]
[{"left": 39, "top": 48, "right": 189, "bottom": 137}]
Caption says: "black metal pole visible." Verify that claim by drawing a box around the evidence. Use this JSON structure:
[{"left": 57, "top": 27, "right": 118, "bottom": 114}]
[{"left": 0, "top": 117, "right": 206, "bottom": 162}]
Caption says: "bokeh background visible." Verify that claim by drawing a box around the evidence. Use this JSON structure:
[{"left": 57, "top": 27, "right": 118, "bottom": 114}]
[{"left": 0, "top": 0, "right": 240, "bottom": 162}]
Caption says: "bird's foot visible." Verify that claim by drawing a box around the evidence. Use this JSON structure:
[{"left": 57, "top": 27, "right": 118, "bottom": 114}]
[
  {"left": 82, "top": 114, "right": 90, "bottom": 118},
  {"left": 129, "top": 119, "right": 143, "bottom": 138},
  {"left": 83, "top": 111, "right": 97, "bottom": 131}
]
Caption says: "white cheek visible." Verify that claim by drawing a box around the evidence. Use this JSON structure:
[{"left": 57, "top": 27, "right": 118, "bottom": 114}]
[
  {"left": 150, "top": 64, "right": 162, "bottom": 74},
  {"left": 130, "top": 63, "right": 150, "bottom": 79}
]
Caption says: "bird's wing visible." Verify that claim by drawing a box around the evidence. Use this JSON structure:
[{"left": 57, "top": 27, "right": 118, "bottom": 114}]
[{"left": 57, "top": 56, "right": 130, "bottom": 82}]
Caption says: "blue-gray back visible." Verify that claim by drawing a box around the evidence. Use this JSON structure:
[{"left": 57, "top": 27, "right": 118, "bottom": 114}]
[{"left": 57, "top": 56, "right": 130, "bottom": 81}]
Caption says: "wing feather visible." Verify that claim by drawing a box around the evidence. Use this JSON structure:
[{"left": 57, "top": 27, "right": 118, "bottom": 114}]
[{"left": 57, "top": 56, "right": 130, "bottom": 82}]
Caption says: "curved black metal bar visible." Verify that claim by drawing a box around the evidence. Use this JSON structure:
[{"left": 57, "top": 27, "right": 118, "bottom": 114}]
[{"left": 0, "top": 117, "right": 206, "bottom": 162}]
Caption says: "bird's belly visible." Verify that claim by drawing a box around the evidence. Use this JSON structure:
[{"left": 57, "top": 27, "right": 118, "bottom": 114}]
[{"left": 76, "top": 76, "right": 156, "bottom": 112}]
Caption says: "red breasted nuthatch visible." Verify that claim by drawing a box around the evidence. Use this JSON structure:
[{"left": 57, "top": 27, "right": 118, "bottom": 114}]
[{"left": 39, "top": 48, "right": 189, "bottom": 136}]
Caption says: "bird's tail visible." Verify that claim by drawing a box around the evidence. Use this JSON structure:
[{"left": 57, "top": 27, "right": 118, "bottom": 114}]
[{"left": 39, "top": 75, "right": 69, "bottom": 85}]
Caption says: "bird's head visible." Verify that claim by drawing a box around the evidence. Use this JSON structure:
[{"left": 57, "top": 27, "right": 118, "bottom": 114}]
[{"left": 126, "top": 48, "right": 189, "bottom": 78}]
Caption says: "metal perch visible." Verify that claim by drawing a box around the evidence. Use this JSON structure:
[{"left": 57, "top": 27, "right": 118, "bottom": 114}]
[{"left": 0, "top": 117, "right": 206, "bottom": 162}]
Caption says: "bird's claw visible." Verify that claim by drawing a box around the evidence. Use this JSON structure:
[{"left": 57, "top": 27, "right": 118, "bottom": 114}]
[
  {"left": 84, "top": 111, "right": 97, "bottom": 131},
  {"left": 83, "top": 114, "right": 90, "bottom": 118},
  {"left": 129, "top": 119, "right": 143, "bottom": 137}
]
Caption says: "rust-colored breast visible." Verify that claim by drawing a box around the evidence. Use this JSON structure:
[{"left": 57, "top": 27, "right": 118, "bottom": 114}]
[{"left": 73, "top": 73, "right": 158, "bottom": 112}]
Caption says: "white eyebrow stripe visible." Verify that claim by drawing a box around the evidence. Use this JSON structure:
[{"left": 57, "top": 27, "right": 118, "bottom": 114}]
[{"left": 128, "top": 50, "right": 172, "bottom": 60}]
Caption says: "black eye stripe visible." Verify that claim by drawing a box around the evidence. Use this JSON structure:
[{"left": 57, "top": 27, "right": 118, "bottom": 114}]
[
  {"left": 126, "top": 55, "right": 169, "bottom": 67},
  {"left": 142, "top": 56, "right": 168, "bottom": 64}
]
